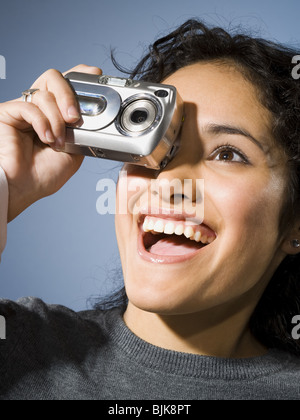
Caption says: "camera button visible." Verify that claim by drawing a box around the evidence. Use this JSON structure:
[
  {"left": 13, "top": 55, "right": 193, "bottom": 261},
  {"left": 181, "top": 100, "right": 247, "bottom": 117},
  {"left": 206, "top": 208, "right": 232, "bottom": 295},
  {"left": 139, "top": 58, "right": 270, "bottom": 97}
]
[{"left": 155, "top": 90, "right": 169, "bottom": 98}]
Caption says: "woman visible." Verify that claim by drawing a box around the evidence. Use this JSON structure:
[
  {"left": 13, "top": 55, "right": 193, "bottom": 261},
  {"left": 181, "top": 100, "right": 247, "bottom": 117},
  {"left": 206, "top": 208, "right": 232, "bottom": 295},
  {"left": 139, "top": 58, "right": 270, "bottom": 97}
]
[{"left": 0, "top": 19, "right": 300, "bottom": 400}]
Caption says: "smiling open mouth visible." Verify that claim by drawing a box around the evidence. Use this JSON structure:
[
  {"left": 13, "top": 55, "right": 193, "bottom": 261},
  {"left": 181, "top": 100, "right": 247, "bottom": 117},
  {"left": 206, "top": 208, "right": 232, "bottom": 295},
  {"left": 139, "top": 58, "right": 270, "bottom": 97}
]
[
  {"left": 139, "top": 215, "right": 216, "bottom": 261},
  {"left": 143, "top": 232, "right": 206, "bottom": 256}
]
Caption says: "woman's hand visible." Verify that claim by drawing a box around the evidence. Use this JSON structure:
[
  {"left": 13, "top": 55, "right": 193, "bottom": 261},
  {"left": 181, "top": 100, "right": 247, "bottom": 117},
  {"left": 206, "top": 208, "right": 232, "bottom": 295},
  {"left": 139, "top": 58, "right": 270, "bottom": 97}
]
[{"left": 0, "top": 64, "right": 102, "bottom": 222}]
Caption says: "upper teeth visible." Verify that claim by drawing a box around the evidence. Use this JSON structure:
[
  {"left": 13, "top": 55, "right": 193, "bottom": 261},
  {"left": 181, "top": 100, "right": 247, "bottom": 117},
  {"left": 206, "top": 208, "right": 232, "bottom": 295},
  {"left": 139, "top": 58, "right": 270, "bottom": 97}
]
[{"left": 142, "top": 216, "right": 215, "bottom": 245}]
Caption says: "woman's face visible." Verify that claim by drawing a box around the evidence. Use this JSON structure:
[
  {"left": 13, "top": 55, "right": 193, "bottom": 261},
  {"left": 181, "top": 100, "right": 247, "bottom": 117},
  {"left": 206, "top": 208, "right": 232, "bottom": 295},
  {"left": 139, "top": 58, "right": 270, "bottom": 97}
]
[{"left": 115, "top": 62, "right": 289, "bottom": 315}]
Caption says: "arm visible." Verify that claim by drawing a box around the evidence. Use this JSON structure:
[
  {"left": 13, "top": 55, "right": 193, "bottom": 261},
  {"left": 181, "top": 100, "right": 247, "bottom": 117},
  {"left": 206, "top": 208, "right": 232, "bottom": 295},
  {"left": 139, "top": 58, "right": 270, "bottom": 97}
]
[
  {"left": 0, "top": 166, "right": 8, "bottom": 260},
  {"left": 0, "top": 65, "right": 102, "bottom": 261}
]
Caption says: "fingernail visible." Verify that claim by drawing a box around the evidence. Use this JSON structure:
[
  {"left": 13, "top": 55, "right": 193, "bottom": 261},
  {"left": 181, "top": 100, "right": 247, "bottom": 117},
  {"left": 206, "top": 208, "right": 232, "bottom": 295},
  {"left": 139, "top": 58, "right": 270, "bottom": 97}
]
[
  {"left": 45, "top": 130, "right": 55, "bottom": 144},
  {"left": 55, "top": 137, "right": 64, "bottom": 150},
  {"left": 68, "top": 105, "right": 80, "bottom": 120}
]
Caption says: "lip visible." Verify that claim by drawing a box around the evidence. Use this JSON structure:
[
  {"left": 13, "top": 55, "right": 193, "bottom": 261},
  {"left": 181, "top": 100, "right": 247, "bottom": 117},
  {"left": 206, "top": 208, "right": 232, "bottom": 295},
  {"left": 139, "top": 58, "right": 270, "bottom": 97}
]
[{"left": 136, "top": 208, "right": 216, "bottom": 265}]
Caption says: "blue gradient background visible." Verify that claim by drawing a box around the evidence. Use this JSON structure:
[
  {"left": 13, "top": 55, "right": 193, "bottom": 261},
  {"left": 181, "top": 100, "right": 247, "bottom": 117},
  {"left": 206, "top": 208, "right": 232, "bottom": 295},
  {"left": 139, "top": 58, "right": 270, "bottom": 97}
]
[{"left": 0, "top": 0, "right": 299, "bottom": 311}]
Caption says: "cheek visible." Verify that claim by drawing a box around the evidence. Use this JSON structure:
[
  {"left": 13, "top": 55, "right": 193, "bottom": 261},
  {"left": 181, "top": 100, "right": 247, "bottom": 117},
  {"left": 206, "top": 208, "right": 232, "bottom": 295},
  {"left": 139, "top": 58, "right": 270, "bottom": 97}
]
[
  {"left": 115, "top": 171, "right": 152, "bottom": 252},
  {"left": 209, "top": 172, "right": 285, "bottom": 277},
  {"left": 116, "top": 171, "right": 149, "bottom": 218},
  {"left": 189, "top": 175, "right": 286, "bottom": 307},
  {"left": 214, "top": 170, "right": 282, "bottom": 227}
]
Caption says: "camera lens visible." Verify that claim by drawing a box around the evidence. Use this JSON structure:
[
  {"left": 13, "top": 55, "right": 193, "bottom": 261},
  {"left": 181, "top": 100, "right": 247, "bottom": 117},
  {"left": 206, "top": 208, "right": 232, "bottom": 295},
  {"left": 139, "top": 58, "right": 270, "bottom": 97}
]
[
  {"left": 121, "top": 100, "right": 157, "bottom": 133},
  {"left": 130, "top": 110, "right": 149, "bottom": 124}
]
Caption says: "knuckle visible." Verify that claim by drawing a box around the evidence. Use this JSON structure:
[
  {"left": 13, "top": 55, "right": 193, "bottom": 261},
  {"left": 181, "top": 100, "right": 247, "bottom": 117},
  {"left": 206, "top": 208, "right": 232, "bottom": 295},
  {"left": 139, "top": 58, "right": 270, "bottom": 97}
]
[
  {"left": 72, "top": 64, "right": 90, "bottom": 71},
  {"left": 32, "top": 68, "right": 62, "bottom": 88},
  {"left": 67, "top": 64, "right": 102, "bottom": 74},
  {"left": 44, "top": 68, "right": 62, "bottom": 78}
]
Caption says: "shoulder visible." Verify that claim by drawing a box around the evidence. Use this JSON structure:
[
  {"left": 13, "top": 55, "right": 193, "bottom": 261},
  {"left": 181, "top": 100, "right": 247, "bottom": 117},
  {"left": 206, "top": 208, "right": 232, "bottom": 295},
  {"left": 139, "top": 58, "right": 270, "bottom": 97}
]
[
  {"left": 0, "top": 296, "right": 109, "bottom": 329},
  {"left": 0, "top": 297, "right": 119, "bottom": 365},
  {"left": 255, "top": 349, "right": 300, "bottom": 399},
  {"left": 277, "top": 350, "right": 300, "bottom": 379},
  {"left": 0, "top": 298, "right": 124, "bottom": 399}
]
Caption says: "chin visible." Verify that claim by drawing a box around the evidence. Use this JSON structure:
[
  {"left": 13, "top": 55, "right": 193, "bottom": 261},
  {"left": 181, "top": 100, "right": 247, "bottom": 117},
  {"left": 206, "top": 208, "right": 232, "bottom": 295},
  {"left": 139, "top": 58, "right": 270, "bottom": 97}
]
[{"left": 124, "top": 271, "right": 204, "bottom": 316}]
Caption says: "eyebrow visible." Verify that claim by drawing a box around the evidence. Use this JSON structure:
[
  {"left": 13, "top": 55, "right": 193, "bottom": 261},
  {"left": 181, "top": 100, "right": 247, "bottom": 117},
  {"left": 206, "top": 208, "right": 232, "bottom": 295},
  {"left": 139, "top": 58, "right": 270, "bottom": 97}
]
[{"left": 205, "top": 123, "right": 266, "bottom": 152}]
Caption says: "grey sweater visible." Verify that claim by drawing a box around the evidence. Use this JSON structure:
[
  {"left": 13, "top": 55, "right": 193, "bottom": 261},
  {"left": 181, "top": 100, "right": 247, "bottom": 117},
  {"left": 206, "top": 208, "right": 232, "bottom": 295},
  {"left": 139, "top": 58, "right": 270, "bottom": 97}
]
[{"left": 0, "top": 297, "right": 300, "bottom": 400}]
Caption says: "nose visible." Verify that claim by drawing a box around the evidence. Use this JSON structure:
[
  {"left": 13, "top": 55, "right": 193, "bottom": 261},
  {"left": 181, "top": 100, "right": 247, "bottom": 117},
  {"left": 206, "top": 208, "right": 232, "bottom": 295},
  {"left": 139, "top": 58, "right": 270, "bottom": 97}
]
[
  {"left": 151, "top": 109, "right": 205, "bottom": 216},
  {"left": 150, "top": 162, "right": 205, "bottom": 222},
  {"left": 154, "top": 166, "right": 204, "bottom": 200}
]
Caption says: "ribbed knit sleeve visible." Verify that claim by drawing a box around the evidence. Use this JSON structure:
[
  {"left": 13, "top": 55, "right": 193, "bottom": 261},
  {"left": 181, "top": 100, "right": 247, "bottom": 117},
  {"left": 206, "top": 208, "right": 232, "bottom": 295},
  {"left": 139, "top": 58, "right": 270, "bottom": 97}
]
[{"left": 0, "top": 166, "right": 8, "bottom": 261}]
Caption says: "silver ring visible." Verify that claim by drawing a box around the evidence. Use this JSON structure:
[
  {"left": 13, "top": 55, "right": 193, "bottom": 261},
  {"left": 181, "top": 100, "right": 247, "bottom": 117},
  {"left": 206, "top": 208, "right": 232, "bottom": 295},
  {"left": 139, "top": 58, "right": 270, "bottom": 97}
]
[{"left": 22, "top": 89, "right": 40, "bottom": 103}]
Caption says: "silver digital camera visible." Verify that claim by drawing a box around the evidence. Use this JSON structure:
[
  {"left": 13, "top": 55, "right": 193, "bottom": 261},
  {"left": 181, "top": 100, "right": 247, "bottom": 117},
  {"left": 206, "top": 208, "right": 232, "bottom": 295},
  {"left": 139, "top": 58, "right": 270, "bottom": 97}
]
[{"left": 64, "top": 72, "right": 184, "bottom": 170}]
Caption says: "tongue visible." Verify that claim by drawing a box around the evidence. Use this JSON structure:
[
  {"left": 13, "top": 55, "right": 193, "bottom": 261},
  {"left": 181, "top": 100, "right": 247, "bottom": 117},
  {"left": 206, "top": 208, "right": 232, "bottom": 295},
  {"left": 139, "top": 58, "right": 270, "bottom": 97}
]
[{"left": 149, "top": 235, "right": 203, "bottom": 256}]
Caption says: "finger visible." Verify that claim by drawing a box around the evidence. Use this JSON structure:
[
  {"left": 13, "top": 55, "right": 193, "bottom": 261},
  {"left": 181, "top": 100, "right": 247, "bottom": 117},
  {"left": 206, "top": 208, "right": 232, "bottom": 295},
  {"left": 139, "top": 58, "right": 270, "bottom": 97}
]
[
  {"left": 0, "top": 101, "right": 55, "bottom": 146},
  {"left": 62, "top": 64, "right": 102, "bottom": 77},
  {"left": 31, "top": 68, "right": 81, "bottom": 125},
  {"left": 30, "top": 66, "right": 103, "bottom": 126},
  {"left": 28, "top": 90, "right": 66, "bottom": 146}
]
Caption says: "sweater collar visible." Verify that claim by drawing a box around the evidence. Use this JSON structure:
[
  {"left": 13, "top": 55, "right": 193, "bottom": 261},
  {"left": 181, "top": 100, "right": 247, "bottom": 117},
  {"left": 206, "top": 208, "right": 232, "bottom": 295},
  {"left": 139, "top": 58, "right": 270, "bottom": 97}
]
[{"left": 104, "top": 307, "right": 289, "bottom": 380}]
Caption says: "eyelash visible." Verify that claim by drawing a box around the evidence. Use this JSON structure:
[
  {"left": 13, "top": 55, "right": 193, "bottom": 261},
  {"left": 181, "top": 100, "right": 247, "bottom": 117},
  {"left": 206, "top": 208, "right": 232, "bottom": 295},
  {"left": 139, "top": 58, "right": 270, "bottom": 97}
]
[{"left": 209, "top": 144, "right": 250, "bottom": 165}]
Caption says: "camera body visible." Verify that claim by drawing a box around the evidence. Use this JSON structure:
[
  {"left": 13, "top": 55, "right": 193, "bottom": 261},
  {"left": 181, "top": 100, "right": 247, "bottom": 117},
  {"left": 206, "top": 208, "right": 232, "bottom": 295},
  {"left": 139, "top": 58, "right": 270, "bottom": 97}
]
[{"left": 64, "top": 72, "right": 184, "bottom": 170}]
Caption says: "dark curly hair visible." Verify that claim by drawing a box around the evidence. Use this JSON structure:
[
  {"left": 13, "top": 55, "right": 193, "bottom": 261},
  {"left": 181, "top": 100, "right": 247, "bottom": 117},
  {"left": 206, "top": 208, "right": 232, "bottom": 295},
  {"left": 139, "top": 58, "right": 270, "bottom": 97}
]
[{"left": 104, "top": 18, "right": 300, "bottom": 356}]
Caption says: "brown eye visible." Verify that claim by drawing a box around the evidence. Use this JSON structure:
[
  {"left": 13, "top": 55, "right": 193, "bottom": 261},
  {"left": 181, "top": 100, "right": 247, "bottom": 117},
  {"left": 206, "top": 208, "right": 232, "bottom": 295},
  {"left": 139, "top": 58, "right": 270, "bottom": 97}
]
[
  {"left": 212, "top": 146, "right": 248, "bottom": 164},
  {"left": 219, "top": 150, "right": 235, "bottom": 161}
]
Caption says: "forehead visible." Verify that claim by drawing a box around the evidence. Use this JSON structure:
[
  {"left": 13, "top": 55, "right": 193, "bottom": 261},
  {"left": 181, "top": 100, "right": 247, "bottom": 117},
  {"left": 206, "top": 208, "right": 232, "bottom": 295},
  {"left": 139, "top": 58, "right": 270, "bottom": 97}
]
[{"left": 163, "top": 62, "right": 273, "bottom": 142}]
